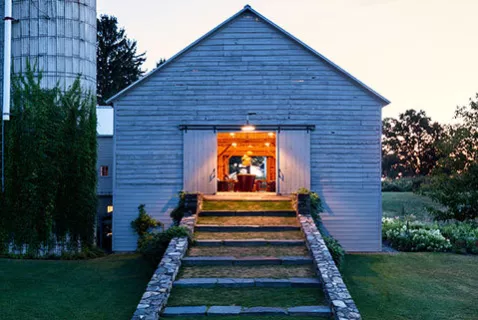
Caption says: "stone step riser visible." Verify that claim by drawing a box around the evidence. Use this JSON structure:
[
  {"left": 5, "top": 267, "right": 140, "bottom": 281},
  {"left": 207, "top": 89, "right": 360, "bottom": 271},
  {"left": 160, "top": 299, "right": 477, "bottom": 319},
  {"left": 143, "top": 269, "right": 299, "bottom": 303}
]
[
  {"left": 195, "top": 225, "right": 301, "bottom": 232},
  {"left": 174, "top": 277, "right": 321, "bottom": 288},
  {"left": 182, "top": 256, "right": 313, "bottom": 266},
  {"left": 162, "top": 305, "right": 331, "bottom": 317},
  {"left": 195, "top": 239, "right": 305, "bottom": 247},
  {"left": 200, "top": 211, "right": 296, "bottom": 217}
]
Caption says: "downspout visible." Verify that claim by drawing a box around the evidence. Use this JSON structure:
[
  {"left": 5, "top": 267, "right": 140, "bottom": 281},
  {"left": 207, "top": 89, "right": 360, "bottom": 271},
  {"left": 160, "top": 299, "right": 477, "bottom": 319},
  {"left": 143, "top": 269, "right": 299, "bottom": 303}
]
[
  {"left": 2, "top": 0, "right": 12, "bottom": 192},
  {"left": 3, "top": 0, "right": 12, "bottom": 121}
]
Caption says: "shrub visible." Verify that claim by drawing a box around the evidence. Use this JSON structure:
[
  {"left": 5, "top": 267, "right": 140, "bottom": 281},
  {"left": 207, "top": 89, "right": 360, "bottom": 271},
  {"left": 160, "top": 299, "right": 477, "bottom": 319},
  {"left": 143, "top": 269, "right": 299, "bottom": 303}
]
[
  {"left": 439, "top": 222, "right": 478, "bottom": 254},
  {"left": 131, "top": 205, "right": 162, "bottom": 239},
  {"left": 323, "top": 235, "right": 345, "bottom": 266},
  {"left": 381, "top": 177, "right": 427, "bottom": 192},
  {"left": 297, "top": 188, "right": 344, "bottom": 267},
  {"left": 138, "top": 227, "right": 190, "bottom": 265},
  {"left": 170, "top": 192, "right": 187, "bottom": 225},
  {"left": 421, "top": 167, "right": 478, "bottom": 221}
]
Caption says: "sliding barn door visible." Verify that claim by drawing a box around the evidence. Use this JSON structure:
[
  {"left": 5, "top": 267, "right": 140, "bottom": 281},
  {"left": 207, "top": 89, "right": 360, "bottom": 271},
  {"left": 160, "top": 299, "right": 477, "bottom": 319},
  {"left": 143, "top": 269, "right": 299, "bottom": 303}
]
[
  {"left": 183, "top": 131, "right": 217, "bottom": 194},
  {"left": 277, "top": 131, "right": 311, "bottom": 194}
]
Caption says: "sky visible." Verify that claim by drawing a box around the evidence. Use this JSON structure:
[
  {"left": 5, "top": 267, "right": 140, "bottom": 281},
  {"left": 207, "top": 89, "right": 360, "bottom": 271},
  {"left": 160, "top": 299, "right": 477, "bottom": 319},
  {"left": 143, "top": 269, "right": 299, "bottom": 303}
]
[{"left": 97, "top": 0, "right": 478, "bottom": 125}]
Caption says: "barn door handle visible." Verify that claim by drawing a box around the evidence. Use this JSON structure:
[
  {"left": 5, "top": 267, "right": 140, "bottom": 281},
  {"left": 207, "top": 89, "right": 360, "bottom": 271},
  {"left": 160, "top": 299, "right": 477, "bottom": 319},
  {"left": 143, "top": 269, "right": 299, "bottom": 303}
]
[
  {"left": 278, "top": 169, "right": 284, "bottom": 181},
  {"left": 210, "top": 168, "right": 216, "bottom": 181}
]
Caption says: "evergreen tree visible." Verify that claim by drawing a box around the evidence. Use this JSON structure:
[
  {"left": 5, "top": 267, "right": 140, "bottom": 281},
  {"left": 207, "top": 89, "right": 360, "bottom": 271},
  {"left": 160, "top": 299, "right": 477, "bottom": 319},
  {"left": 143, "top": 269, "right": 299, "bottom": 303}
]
[{"left": 97, "top": 15, "right": 146, "bottom": 104}]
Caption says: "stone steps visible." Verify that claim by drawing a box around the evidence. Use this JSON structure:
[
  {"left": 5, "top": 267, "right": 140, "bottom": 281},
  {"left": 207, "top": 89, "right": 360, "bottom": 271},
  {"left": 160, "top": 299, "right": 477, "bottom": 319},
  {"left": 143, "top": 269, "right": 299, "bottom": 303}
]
[
  {"left": 195, "top": 239, "right": 306, "bottom": 246},
  {"left": 162, "top": 305, "right": 331, "bottom": 317},
  {"left": 174, "top": 277, "right": 321, "bottom": 288},
  {"left": 182, "top": 256, "right": 313, "bottom": 266},
  {"left": 200, "top": 210, "right": 296, "bottom": 217},
  {"left": 195, "top": 224, "right": 301, "bottom": 232}
]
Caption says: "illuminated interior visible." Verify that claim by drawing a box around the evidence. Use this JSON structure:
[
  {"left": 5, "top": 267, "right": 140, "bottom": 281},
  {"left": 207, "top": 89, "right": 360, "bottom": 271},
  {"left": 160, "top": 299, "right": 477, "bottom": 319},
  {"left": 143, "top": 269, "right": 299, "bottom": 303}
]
[{"left": 217, "top": 132, "right": 276, "bottom": 192}]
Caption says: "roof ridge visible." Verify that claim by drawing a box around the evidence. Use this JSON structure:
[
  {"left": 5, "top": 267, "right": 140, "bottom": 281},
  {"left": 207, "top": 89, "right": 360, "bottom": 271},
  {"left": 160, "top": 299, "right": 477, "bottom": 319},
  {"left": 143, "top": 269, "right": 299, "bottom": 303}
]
[{"left": 107, "top": 5, "right": 389, "bottom": 105}]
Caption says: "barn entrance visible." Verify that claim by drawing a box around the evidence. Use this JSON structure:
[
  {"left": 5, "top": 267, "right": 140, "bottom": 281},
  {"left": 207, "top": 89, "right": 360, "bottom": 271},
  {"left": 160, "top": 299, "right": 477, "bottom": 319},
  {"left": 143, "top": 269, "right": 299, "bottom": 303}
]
[
  {"left": 217, "top": 132, "right": 276, "bottom": 193},
  {"left": 182, "top": 127, "right": 312, "bottom": 195}
]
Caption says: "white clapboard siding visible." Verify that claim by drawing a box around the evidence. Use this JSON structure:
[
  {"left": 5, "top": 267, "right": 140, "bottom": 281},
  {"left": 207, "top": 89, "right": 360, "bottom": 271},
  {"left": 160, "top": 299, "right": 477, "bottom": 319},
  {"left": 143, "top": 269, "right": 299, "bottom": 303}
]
[
  {"left": 111, "top": 10, "right": 386, "bottom": 252},
  {"left": 277, "top": 131, "right": 311, "bottom": 194},
  {"left": 183, "top": 131, "right": 217, "bottom": 194}
]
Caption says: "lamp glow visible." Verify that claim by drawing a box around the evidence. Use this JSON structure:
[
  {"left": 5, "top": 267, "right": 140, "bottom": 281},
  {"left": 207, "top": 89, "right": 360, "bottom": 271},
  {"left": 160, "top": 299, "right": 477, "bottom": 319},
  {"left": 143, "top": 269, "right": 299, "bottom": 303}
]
[{"left": 241, "top": 125, "right": 255, "bottom": 131}]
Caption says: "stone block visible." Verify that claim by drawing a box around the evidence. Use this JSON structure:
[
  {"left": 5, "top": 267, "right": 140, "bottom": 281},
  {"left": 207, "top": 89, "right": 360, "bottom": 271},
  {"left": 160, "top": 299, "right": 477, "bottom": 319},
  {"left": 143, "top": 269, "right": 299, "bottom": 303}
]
[
  {"left": 207, "top": 306, "right": 242, "bottom": 315},
  {"left": 288, "top": 305, "right": 331, "bottom": 316},
  {"left": 234, "top": 257, "right": 281, "bottom": 266},
  {"left": 254, "top": 278, "right": 290, "bottom": 287},
  {"left": 241, "top": 307, "right": 288, "bottom": 316},
  {"left": 281, "top": 256, "right": 313, "bottom": 265},
  {"left": 162, "top": 306, "right": 207, "bottom": 317},
  {"left": 173, "top": 278, "right": 218, "bottom": 288},
  {"left": 217, "top": 278, "right": 255, "bottom": 287},
  {"left": 182, "top": 257, "right": 235, "bottom": 266},
  {"left": 290, "top": 277, "right": 321, "bottom": 287}
]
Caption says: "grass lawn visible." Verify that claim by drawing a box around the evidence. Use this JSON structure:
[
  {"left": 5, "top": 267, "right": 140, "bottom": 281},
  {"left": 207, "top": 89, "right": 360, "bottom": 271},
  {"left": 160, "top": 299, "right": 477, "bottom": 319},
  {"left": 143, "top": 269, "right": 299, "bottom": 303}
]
[
  {"left": 382, "top": 192, "right": 443, "bottom": 221},
  {"left": 167, "top": 287, "right": 326, "bottom": 307},
  {"left": 188, "top": 245, "right": 309, "bottom": 257},
  {"left": 202, "top": 200, "right": 292, "bottom": 211},
  {"left": 0, "top": 254, "right": 155, "bottom": 320},
  {"left": 178, "top": 265, "right": 316, "bottom": 279},
  {"left": 196, "top": 216, "right": 299, "bottom": 226},
  {"left": 342, "top": 253, "right": 478, "bottom": 320},
  {"left": 194, "top": 230, "right": 304, "bottom": 240}
]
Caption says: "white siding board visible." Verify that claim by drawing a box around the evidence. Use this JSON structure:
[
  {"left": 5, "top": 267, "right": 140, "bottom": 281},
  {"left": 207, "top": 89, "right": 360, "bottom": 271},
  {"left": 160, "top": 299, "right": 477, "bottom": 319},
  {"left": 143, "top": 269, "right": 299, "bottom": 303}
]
[{"left": 112, "top": 12, "right": 384, "bottom": 252}]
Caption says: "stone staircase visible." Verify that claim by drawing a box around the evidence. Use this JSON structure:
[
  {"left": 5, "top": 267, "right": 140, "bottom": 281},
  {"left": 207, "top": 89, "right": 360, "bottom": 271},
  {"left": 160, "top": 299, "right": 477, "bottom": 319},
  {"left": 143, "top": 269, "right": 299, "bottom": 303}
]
[{"left": 161, "top": 198, "right": 332, "bottom": 319}]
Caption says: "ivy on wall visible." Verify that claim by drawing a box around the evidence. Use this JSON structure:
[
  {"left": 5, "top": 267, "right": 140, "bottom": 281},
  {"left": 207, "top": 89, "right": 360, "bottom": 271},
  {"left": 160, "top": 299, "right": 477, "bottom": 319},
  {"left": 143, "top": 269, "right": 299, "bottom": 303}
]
[{"left": 0, "top": 63, "right": 97, "bottom": 255}]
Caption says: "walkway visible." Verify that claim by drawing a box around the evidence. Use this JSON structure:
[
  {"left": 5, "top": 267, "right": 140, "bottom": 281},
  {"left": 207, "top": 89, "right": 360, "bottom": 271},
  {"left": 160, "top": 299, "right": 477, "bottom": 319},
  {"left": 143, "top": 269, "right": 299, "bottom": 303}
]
[{"left": 161, "top": 198, "right": 332, "bottom": 318}]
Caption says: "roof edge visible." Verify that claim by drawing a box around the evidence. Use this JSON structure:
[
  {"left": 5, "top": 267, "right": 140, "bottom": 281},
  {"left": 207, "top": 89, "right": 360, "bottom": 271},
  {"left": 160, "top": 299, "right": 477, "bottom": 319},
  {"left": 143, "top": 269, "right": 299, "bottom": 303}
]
[
  {"left": 106, "top": 6, "right": 251, "bottom": 104},
  {"left": 107, "top": 5, "right": 390, "bottom": 106}
]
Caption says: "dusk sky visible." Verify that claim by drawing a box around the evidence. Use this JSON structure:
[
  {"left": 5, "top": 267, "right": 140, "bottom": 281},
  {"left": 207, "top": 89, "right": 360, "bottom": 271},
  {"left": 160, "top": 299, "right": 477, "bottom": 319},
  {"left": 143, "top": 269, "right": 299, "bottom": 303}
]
[{"left": 97, "top": 0, "right": 478, "bottom": 124}]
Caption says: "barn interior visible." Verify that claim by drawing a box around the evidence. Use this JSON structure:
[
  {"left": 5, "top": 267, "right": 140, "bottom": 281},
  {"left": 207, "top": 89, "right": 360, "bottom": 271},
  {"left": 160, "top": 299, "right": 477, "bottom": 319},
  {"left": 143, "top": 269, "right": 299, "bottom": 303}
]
[{"left": 217, "top": 132, "right": 276, "bottom": 192}]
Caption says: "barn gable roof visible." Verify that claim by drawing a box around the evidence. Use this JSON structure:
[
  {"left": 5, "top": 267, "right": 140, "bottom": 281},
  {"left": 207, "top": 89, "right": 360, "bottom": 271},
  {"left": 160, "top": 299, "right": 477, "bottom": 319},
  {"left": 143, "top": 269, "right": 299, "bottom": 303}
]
[{"left": 107, "top": 5, "right": 390, "bottom": 105}]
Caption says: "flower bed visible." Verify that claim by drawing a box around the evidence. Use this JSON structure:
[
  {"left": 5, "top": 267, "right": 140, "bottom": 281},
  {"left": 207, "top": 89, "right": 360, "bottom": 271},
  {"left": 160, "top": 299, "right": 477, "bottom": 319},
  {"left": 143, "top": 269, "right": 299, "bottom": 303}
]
[{"left": 382, "top": 218, "right": 478, "bottom": 254}]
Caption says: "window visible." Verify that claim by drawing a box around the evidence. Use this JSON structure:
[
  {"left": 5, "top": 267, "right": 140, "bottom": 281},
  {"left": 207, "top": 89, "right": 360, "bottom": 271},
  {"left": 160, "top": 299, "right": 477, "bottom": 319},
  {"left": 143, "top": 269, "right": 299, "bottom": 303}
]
[
  {"left": 100, "top": 166, "right": 109, "bottom": 177},
  {"left": 107, "top": 205, "right": 113, "bottom": 213}
]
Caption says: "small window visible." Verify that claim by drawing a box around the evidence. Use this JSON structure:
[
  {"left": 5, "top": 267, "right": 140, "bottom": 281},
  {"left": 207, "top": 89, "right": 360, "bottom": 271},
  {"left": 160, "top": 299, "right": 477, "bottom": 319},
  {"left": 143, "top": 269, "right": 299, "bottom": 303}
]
[
  {"left": 107, "top": 205, "right": 113, "bottom": 213},
  {"left": 100, "top": 166, "right": 109, "bottom": 177}
]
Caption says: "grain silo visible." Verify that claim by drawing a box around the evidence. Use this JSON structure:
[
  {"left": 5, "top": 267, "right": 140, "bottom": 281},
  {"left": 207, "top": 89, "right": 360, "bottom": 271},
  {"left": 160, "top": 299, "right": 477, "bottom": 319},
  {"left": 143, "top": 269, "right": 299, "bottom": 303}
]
[
  {"left": 0, "top": 0, "right": 97, "bottom": 104},
  {"left": 1, "top": 0, "right": 97, "bottom": 189}
]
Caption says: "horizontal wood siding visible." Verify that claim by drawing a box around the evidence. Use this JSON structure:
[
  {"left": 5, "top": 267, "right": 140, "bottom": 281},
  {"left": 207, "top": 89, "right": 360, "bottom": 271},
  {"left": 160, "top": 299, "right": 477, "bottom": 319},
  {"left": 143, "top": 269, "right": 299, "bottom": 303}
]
[
  {"left": 97, "top": 136, "right": 113, "bottom": 195},
  {"left": 113, "top": 12, "right": 383, "bottom": 252}
]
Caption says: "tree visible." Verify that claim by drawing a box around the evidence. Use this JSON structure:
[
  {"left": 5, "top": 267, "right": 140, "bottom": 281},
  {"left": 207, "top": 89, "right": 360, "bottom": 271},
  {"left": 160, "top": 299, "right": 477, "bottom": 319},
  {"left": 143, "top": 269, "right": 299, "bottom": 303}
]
[
  {"left": 156, "top": 58, "right": 166, "bottom": 68},
  {"left": 422, "top": 94, "right": 478, "bottom": 221},
  {"left": 382, "top": 109, "right": 443, "bottom": 177},
  {"left": 97, "top": 15, "right": 146, "bottom": 105},
  {"left": 435, "top": 94, "right": 478, "bottom": 173}
]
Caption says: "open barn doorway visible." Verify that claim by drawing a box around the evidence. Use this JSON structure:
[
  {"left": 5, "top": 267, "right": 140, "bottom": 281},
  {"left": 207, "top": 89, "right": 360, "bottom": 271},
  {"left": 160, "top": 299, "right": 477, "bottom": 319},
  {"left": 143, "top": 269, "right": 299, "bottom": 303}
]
[{"left": 217, "top": 132, "right": 276, "bottom": 193}]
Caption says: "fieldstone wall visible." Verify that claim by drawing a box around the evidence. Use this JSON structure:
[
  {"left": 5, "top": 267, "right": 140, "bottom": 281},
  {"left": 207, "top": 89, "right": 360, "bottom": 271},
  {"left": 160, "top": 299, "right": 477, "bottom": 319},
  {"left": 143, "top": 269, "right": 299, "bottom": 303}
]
[
  {"left": 298, "top": 213, "right": 362, "bottom": 320},
  {"left": 131, "top": 198, "right": 199, "bottom": 320}
]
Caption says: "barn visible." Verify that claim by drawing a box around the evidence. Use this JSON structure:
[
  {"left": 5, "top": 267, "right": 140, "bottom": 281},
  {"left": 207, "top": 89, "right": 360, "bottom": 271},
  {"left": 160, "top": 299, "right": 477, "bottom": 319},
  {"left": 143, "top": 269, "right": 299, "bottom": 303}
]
[{"left": 107, "top": 5, "right": 389, "bottom": 252}]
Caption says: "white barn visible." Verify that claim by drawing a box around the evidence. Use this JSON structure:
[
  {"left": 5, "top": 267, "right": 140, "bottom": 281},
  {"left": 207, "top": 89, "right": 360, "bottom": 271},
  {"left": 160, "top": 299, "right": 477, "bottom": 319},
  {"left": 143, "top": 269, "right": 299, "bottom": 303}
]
[{"left": 107, "top": 6, "right": 389, "bottom": 252}]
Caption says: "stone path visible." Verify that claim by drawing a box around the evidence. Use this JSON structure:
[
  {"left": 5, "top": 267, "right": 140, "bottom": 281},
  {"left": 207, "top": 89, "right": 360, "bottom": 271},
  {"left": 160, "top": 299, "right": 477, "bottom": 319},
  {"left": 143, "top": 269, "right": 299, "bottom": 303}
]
[{"left": 161, "top": 199, "right": 333, "bottom": 319}]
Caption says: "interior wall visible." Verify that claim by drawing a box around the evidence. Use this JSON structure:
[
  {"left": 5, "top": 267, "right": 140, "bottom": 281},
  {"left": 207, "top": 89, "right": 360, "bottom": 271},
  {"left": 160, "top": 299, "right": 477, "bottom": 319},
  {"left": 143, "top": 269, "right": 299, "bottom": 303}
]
[{"left": 217, "top": 131, "right": 276, "bottom": 182}]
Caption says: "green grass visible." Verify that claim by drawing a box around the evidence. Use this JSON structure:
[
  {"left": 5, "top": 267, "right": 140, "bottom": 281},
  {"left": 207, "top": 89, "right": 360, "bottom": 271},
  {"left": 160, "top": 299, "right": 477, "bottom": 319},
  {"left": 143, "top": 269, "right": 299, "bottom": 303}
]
[
  {"left": 0, "top": 254, "right": 155, "bottom": 320},
  {"left": 382, "top": 192, "right": 443, "bottom": 221},
  {"left": 167, "top": 287, "right": 326, "bottom": 307},
  {"left": 341, "top": 253, "right": 478, "bottom": 320},
  {"left": 188, "top": 245, "right": 309, "bottom": 257},
  {"left": 197, "top": 216, "right": 299, "bottom": 226},
  {"left": 195, "top": 230, "right": 304, "bottom": 240},
  {"left": 202, "top": 200, "right": 293, "bottom": 211},
  {"left": 178, "top": 265, "right": 317, "bottom": 279}
]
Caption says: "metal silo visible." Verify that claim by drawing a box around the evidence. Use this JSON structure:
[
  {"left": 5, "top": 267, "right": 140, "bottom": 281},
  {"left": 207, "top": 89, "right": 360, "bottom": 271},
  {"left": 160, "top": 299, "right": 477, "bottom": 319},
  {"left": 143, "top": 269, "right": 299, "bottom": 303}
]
[
  {"left": 1, "top": 0, "right": 97, "bottom": 98},
  {"left": 1, "top": 0, "right": 97, "bottom": 191}
]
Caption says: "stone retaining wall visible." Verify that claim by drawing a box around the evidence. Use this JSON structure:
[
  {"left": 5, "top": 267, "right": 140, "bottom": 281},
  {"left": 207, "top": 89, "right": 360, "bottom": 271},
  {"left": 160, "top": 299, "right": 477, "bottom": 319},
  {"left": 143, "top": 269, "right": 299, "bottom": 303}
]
[
  {"left": 131, "top": 202, "right": 199, "bottom": 320},
  {"left": 298, "top": 213, "right": 361, "bottom": 320}
]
